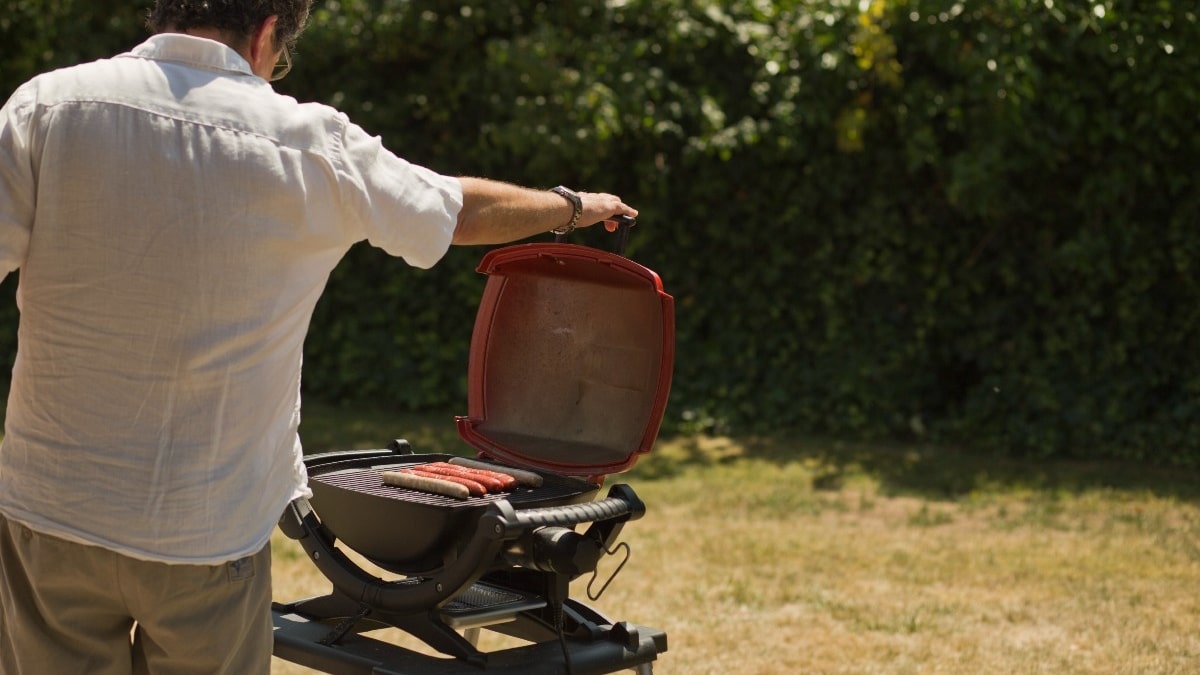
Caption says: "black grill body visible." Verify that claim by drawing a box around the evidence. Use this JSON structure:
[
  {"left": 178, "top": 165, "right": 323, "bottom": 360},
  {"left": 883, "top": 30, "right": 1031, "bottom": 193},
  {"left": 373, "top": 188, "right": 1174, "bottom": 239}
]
[{"left": 305, "top": 449, "right": 598, "bottom": 574}]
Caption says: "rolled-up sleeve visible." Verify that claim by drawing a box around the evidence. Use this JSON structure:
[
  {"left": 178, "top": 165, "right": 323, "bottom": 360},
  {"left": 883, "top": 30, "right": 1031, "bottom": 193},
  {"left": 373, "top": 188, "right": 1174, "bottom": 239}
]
[
  {"left": 0, "top": 85, "right": 35, "bottom": 279},
  {"left": 335, "top": 115, "right": 462, "bottom": 269}
]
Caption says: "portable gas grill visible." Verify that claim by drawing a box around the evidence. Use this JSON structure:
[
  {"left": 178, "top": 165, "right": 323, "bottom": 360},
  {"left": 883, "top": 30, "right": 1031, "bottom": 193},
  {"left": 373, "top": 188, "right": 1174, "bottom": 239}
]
[{"left": 272, "top": 219, "right": 675, "bottom": 674}]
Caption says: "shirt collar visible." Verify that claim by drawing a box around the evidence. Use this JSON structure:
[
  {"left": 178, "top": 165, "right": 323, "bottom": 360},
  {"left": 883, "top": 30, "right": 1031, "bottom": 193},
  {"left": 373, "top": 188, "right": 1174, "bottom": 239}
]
[{"left": 126, "top": 33, "right": 256, "bottom": 78}]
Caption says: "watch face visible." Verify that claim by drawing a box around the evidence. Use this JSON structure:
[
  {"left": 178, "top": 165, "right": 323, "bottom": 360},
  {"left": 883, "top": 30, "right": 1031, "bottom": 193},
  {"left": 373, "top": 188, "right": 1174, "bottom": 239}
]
[{"left": 554, "top": 185, "right": 581, "bottom": 203}]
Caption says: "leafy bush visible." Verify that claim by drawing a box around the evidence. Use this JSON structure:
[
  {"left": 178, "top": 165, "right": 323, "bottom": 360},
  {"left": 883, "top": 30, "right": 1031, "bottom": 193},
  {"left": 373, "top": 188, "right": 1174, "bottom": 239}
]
[{"left": 2, "top": 1, "right": 1197, "bottom": 465}]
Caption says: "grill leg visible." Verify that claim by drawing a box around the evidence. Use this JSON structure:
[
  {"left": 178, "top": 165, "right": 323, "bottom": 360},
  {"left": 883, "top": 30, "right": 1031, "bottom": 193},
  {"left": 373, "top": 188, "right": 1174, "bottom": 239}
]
[{"left": 634, "top": 664, "right": 654, "bottom": 674}]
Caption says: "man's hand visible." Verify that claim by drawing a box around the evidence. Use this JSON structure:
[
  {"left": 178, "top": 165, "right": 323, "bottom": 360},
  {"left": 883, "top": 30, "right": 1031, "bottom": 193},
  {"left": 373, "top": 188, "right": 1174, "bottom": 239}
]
[{"left": 580, "top": 191, "right": 638, "bottom": 233}]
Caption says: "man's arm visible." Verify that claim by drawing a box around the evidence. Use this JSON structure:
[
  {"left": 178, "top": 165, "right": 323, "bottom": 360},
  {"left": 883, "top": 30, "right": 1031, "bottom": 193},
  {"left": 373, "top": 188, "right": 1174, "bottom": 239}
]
[{"left": 451, "top": 177, "right": 638, "bottom": 246}]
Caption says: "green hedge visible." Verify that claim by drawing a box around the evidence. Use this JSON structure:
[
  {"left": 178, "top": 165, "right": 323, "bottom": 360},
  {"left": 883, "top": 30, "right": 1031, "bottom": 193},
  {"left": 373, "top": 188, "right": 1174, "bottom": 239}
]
[{"left": 2, "top": 1, "right": 1198, "bottom": 465}]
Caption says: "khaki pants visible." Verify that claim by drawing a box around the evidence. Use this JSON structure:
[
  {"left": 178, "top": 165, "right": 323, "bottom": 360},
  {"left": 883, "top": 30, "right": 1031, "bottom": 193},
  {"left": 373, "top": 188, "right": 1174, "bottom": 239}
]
[{"left": 0, "top": 513, "right": 273, "bottom": 675}]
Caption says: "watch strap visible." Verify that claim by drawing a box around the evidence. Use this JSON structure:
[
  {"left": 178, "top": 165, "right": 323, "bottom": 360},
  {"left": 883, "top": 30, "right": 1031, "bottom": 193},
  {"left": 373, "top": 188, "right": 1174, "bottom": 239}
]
[{"left": 549, "top": 185, "right": 583, "bottom": 235}]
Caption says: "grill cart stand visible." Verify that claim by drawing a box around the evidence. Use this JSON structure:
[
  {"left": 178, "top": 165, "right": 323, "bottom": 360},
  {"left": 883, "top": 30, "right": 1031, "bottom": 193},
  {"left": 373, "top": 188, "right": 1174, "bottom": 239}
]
[
  {"left": 271, "top": 457, "right": 668, "bottom": 674},
  {"left": 271, "top": 597, "right": 666, "bottom": 675}
]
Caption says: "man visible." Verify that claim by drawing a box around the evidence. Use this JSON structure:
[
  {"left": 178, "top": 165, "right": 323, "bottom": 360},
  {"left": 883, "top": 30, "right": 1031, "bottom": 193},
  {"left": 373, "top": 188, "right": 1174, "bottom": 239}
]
[{"left": 0, "top": 1, "right": 636, "bottom": 673}]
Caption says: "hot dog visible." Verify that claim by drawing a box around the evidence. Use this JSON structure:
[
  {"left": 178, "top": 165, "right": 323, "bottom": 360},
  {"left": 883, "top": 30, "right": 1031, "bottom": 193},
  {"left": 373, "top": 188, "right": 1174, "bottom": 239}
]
[
  {"left": 381, "top": 470, "right": 470, "bottom": 500},
  {"left": 423, "top": 462, "right": 515, "bottom": 491},
  {"left": 421, "top": 464, "right": 506, "bottom": 492},
  {"left": 403, "top": 467, "right": 487, "bottom": 496},
  {"left": 448, "top": 456, "right": 544, "bottom": 488}
]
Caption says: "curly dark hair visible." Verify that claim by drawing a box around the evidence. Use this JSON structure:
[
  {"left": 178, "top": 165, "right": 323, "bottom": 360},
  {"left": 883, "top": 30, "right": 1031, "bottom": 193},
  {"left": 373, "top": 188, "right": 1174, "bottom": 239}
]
[{"left": 147, "top": 1, "right": 313, "bottom": 50}]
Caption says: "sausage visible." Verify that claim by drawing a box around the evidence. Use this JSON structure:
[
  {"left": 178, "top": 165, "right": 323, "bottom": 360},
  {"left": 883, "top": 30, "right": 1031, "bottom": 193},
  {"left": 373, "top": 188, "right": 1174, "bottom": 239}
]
[
  {"left": 456, "top": 466, "right": 518, "bottom": 491},
  {"left": 404, "top": 467, "right": 487, "bottom": 496},
  {"left": 457, "top": 467, "right": 518, "bottom": 491},
  {"left": 448, "top": 456, "right": 544, "bottom": 488},
  {"left": 421, "top": 464, "right": 506, "bottom": 492},
  {"left": 381, "top": 470, "right": 470, "bottom": 500},
  {"left": 424, "top": 462, "right": 515, "bottom": 491}
]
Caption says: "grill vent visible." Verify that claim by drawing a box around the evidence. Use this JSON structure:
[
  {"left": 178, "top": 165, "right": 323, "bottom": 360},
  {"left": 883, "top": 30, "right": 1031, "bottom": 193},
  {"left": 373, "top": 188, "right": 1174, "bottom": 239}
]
[{"left": 446, "top": 584, "right": 525, "bottom": 611}]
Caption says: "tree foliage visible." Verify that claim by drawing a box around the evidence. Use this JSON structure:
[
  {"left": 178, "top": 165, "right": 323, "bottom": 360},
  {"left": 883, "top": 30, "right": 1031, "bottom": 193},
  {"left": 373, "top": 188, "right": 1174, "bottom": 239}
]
[{"left": 1, "top": 1, "right": 1197, "bottom": 464}]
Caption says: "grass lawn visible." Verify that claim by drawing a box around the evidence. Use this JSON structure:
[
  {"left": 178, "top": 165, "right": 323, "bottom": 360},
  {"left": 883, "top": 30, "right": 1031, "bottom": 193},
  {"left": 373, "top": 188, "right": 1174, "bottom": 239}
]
[{"left": 272, "top": 402, "right": 1200, "bottom": 673}]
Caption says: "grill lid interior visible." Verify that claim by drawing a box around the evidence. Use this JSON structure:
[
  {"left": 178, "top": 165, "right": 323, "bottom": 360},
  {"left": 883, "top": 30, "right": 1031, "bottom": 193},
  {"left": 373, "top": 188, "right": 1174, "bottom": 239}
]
[{"left": 456, "top": 243, "right": 675, "bottom": 477}]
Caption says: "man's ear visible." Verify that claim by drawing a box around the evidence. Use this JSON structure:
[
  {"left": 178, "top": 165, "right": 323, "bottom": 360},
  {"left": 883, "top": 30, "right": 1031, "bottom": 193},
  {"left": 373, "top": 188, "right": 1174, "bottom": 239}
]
[{"left": 248, "top": 14, "right": 280, "bottom": 76}]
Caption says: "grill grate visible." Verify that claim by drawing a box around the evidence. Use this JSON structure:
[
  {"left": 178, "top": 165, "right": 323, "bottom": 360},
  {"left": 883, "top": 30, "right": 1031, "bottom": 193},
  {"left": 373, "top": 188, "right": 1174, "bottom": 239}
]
[{"left": 310, "top": 462, "right": 593, "bottom": 508}]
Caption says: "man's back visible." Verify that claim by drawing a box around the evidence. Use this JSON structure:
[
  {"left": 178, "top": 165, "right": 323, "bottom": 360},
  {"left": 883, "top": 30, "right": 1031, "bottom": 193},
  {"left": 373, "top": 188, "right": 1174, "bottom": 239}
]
[{"left": 0, "top": 34, "right": 461, "bottom": 563}]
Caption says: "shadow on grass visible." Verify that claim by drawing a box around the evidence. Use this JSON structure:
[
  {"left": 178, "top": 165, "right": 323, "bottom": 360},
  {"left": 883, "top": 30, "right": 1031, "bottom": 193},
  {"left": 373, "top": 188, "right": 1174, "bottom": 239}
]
[
  {"left": 635, "top": 429, "right": 1200, "bottom": 504},
  {"left": 292, "top": 400, "right": 1200, "bottom": 505}
]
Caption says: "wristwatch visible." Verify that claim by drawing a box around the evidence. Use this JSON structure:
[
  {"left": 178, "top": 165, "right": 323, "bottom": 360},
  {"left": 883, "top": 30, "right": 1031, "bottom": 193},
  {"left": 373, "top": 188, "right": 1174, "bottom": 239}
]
[{"left": 549, "top": 185, "right": 583, "bottom": 235}]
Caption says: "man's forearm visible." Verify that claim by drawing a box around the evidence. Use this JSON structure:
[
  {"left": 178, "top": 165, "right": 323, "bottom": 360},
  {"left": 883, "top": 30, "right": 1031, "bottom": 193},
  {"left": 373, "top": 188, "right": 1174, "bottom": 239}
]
[{"left": 451, "top": 177, "right": 637, "bottom": 246}]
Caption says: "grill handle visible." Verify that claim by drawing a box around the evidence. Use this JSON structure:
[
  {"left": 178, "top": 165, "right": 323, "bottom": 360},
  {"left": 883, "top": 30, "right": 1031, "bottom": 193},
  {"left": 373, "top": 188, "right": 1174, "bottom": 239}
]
[
  {"left": 555, "top": 214, "right": 636, "bottom": 255},
  {"left": 495, "top": 483, "right": 645, "bottom": 537}
]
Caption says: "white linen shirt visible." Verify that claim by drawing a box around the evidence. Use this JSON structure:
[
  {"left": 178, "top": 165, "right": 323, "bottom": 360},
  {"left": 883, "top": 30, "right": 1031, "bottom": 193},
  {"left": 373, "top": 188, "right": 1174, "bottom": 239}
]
[{"left": 0, "top": 34, "right": 463, "bottom": 564}]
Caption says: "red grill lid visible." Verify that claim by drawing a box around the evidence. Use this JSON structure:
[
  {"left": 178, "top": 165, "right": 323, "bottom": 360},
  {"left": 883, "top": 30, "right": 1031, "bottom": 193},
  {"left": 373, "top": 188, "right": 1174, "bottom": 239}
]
[{"left": 456, "top": 242, "right": 674, "bottom": 478}]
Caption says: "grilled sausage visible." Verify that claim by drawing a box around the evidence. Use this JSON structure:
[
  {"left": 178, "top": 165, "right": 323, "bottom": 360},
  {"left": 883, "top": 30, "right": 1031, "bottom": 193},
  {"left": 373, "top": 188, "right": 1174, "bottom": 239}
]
[
  {"left": 422, "top": 465, "right": 505, "bottom": 492},
  {"left": 424, "top": 462, "right": 515, "bottom": 491},
  {"left": 381, "top": 470, "right": 470, "bottom": 500},
  {"left": 456, "top": 466, "right": 517, "bottom": 491},
  {"left": 448, "top": 456, "right": 544, "bottom": 488},
  {"left": 404, "top": 467, "right": 488, "bottom": 496}
]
